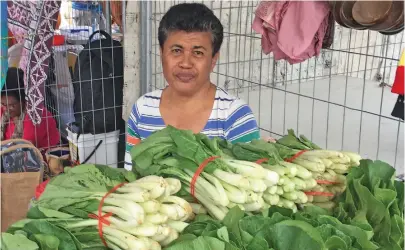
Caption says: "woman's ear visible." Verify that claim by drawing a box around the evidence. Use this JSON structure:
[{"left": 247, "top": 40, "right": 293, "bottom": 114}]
[
  {"left": 160, "top": 47, "right": 163, "bottom": 63},
  {"left": 211, "top": 52, "right": 219, "bottom": 71}
]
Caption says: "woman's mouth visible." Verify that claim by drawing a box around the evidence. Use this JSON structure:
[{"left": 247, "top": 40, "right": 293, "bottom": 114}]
[{"left": 176, "top": 73, "right": 195, "bottom": 83}]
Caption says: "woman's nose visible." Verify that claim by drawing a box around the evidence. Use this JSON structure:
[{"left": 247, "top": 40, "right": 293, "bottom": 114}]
[{"left": 179, "top": 53, "right": 193, "bottom": 68}]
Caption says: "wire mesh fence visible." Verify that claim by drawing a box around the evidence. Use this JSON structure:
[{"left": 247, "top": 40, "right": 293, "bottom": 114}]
[
  {"left": 147, "top": 0, "right": 404, "bottom": 173},
  {"left": 4, "top": 0, "right": 125, "bottom": 171},
  {"left": 4, "top": 1, "right": 404, "bottom": 173}
]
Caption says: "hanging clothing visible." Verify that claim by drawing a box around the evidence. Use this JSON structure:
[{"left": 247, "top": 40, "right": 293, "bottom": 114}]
[
  {"left": 391, "top": 50, "right": 404, "bottom": 120},
  {"left": 252, "top": 1, "right": 332, "bottom": 64},
  {"left": 101, "top": 0, "right": 122, "bottom": 31},
  {"left": 7, "top": 0, "right": 61, "bottom": 125},
  {"left": 49, "top": 48, "right": 76, "bottom": 132}
]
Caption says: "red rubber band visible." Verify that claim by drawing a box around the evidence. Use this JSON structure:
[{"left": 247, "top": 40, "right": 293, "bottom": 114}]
[
  {"left": 284, "top": 150, "right": 308, "bottom": 163},
  {"left": 255, "top": 158, "right": 269, "bottom": 164},
  {"left": 316, "top": 180, "right": 341, "bottom": 185},
  {"left": 304, "top": 191, "right": 334, "bottom": 197},
  {"left": 190, "top": 156, "right": 220, "bottom": 198},
  {"left": 88, "top": 182, "right": 127, "bottom": 247}
]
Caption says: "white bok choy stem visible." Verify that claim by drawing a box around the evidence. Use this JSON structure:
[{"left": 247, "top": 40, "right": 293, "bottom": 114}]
[
  {"left": 242, "top": 197, "right": 265, "bottom": 212},
  {"left": 183, "top": 184, "right": 227, "bottom": 220},
  {"left": 218, "top": 180, "right": 247, "bottom": 204},
  {"left": 159, "top": 228, "right": 179, "bottom": 247},
  {"left": 224, "top": 159, "right": 280, "bottom": 187},
  {"left": 211, "top": 169, "right": 251, "bottom": 190},
  {"left": 300, "top": 150, "right": 344, "bottom": 158},
  {"left": 120, "top": 223, "right": 169, "bottom": 237},
  {"left": 103, "top": 226, "right": 150, "bottom": 250},
  {"left": 138, "top": 237, "right": 161, "bottom": 250},
  {"left": 201, "top": 172, "right": 229, "bottom": 206},
  {"left": 150, "top": 226, "right": 171, "bottom": 242},
  {"left": 165, "top": 178, "right": 182, "bottom": 195},
  {"left": 279, "top": 161, "right": 312, "bottom": 180},
  {"left": 138, "top": 200, "right": 161, "bottom": 214},
  {"left": 190, "top": 203, "right": 208, "bottom": 214},
  {"left": 145, "top": 213, "right": 169, "bottom": 225},
  {"left": 104, "top": 235, "right": 128, "bottom": 250},
  {"left": 183, "top": 168, "right": 228, "bottom": 207},
  {"left": 125, "top": 176, "right": 168, "bottom": 199},
  {"left": 106, "top": 188, "right": 151, "bottom": 203},
  {"left": 246, "top": 178, "right": 267, "bottom": 192},
  {"left": 159, "top": 196, "right": 193, "bottom": 222},
  {"left": 96, "top": 197, "right": 145, "bottom": 226},
  {"left": 222, "top": 159, "right": 268, "bottom": 179}
]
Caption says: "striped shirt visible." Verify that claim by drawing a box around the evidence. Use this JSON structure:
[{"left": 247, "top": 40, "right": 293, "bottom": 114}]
[{"left": 125, "top": 87, "right": 260, "bottom": 170}]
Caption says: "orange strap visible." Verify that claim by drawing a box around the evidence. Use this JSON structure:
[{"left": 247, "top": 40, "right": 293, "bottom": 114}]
[
  {"left": 190, "top": 156, "right": 220, "bottom": 198},
  {"left": 284, "top": 150, "right": 308, "bottom": 163},
  {"left": 255, "top": 158, "right": 269, "bottom": 164},
  {"left": 88, "top": 182, "right": 127, "bottom": 247},
  {"left": 304, "top": 191, "right": 334, "bottom": 197},
  {"left": 316, "top": 180, "right": 340, "bottom": 185}
]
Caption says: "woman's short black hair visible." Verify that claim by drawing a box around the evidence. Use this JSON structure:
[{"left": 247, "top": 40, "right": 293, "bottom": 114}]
[
  {"left": 1, "top": 67, "right": 26, "bottom": 103},
  {"left": 158, "top": 3, "right": 224, "bottom": 56}
]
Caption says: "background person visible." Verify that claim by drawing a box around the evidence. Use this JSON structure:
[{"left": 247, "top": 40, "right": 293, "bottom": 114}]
[{"left": 1, "top": 67, "right": 60, "bottom": 150}]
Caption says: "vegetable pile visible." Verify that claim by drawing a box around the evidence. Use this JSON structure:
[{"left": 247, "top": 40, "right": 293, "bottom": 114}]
[
  {"left": 131, "top": 126, "right": 281, "bottom": 220},
  {"left": 333, "top": 159, "right": 404, "bottom": 249},
  {"left": 165, "top": 206, "right": 378, "bottom": 250},
  {"left": 131, "top": 126, "right": 361, "bottom": 216},
  {"left": 220, "top": 137, "right": 318, "bottom": 212},
  {"left": 2, "top": 126, "right": 402, "bottom": 250},
  {"left": 1, "top": 165, "right": 193, "bottom": 250},
  {"left": 273, "top": 130, "right": 361, "bottom": 210},
  {"left": 223, "top": 129, "right": 361, "bottom": 211},
  {"left": 164, "top": 159, "right": 405, "bottom": 250}
]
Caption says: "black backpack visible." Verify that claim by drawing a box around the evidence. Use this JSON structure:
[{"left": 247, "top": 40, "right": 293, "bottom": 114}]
[{"left": 73, "top": 30, "right": 124, "bottom": 134}]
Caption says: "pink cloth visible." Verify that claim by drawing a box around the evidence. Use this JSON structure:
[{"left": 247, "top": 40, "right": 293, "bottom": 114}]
[{"left": 252, "top": 1, "right": 331, "bottom": 65}]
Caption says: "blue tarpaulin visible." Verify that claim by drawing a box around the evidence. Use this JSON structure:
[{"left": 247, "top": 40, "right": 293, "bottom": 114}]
[{"left": 1, "top": 0, "right": 8, "bottom": 90}]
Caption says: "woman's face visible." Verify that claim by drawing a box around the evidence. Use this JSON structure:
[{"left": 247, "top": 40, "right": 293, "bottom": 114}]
[
  {"left": 160, "top": 31, "right": 219, "bottom": 96},
  {"left": 1, "top": 95, "right": 22, "bottom": 118}
]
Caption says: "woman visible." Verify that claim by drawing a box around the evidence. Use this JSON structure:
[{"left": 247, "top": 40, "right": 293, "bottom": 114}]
[
  {"left": 1, "top": 68, "right": 60, "bottom": 150},
  {"left": 124, "top": 3, "right": 261, "bottom": 170}
]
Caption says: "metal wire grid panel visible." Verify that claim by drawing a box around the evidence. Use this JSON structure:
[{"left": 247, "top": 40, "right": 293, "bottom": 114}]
[
  {"left": 145, "top": 1, "right": 404, "bottom": 172},
  {"left": 5, "top": 0, "right": 126, "bottom": 168},
  {"left": 50, "top": 0, "right": 125, "bottom": 168}
]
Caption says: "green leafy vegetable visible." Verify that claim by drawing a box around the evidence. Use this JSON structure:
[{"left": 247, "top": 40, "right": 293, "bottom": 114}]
[
  {"left": 168, "top": 205, "right": 379, "bottom": 250},
  {"left": 334, "top": 159, "right": 404, "bottom": 249},
  {"left": 1, "top": 232, "right": 39, "bottom": 250}
]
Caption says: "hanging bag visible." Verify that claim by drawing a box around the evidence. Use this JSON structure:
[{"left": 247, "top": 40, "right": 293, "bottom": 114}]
[{"left": 72, "top": 29, "right": 124, "bottom": 135}]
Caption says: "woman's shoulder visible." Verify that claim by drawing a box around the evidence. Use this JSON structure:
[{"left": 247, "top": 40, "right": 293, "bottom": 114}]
[
  {"left": 136, "top": 89, "right": 163, "bottom": 107},
  {"left": 215, "top": 87, "right": 249, "bottom": 111},
  {"left": 130, "top": 89, "right": 163, "bottom": 119}
]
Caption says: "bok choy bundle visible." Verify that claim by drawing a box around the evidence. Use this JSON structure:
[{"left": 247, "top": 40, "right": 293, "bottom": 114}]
[
  {"left": 273, "top": 129, "right": 362, "bottom": 210},
  {"left": 221, "top": 138, "right": 317, "bottom": 212},
  {"left": 2, "top": 164, "right": 193, "bottom": 250},
  {"left": 130, "top": 126, "right": 281, "bottom": 220}
]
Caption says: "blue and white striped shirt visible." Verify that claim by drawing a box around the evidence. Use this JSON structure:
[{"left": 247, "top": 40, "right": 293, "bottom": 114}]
[{"left": 125, "top": 87, "right": 260, "bottom": 170}]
